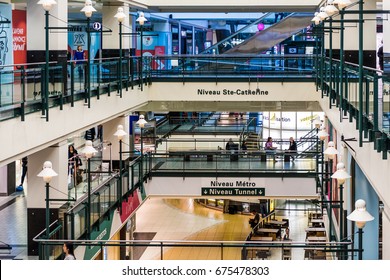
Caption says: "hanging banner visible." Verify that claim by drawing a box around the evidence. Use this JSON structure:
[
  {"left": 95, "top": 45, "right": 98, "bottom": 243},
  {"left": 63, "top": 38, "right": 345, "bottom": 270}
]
[{"left": 12, "top": 10, "right": 26, "bottom": 65}]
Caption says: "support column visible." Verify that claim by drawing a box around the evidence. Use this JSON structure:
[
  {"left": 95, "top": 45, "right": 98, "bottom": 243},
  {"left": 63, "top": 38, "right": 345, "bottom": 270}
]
[
  {"left": 342, "top": 1, "right": 376, "bottom": 67},
  {"left": 0, "top": 163, "right": 16, "bottom": 195},
  {"left": 26, "top": 141, "right": 68, "bottom": 256},
  {"left": 101, "top": 4, "right": 131, "bottom": 58},
  {"left": 26, "top": 1, "right": 67, "bottom": 62},
  {"left": 102, "top": 117, "right": 129, "bottom": 170},
  {"left": 26, "top": 1, "right": 68, "bottom": 101}
]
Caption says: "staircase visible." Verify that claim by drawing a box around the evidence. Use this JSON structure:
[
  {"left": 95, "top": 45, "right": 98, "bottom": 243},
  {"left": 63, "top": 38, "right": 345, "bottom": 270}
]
[{"left": 245, "top": 132, "right": 260, "bottom": 151}]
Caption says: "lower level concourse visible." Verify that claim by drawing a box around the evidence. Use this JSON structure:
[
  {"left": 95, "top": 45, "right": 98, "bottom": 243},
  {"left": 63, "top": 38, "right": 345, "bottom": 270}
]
[{"left": 133, "top": 198, "right": 318, "bottom": 260}]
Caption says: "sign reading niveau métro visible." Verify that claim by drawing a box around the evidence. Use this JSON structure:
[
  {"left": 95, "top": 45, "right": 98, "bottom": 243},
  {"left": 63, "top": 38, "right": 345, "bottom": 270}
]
[{"left": 202, "top": 188, "right": 265, "bottom": 196}]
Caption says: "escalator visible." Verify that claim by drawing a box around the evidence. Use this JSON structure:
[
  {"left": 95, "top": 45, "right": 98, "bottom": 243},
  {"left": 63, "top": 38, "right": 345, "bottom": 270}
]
[
  {"left": 224, "top": 13, "right": 313, "bottom": 55},
  {"left": 202, "top": 12, "right": 312, "bottom": 56}
]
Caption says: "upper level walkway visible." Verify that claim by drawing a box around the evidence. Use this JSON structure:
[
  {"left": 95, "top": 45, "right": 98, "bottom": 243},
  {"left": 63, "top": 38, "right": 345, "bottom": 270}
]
[{"left": 0, "top": 54, "right": 320, "bottom": 166}]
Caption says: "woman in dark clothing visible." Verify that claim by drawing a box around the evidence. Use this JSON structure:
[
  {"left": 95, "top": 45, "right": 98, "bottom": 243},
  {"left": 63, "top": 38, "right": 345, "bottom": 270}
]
[
  {"left": 287, "top": 137, "right": 297, "bottom": 161},
  {"left": 68, "top": 145, "right": 82, "bottom": 174}
]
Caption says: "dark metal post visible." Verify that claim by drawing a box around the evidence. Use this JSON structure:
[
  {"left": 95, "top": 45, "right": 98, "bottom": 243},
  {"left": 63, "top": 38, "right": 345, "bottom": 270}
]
[
  {"left": 140, "top": 24, "right": 143, "bottom": 91},
  {"left": 140, "top": 127, "right": 144, "bottom": 192},
  {"left": 339, "top": 184, "right": 344, "bottom": 243},
  {"left": 45, "top": 182, "right": 50, "bottom": 238},
  {"left": 45, "top": 181, "right": 50, "bottom": 259},
  {"left": 119, "top": 139, "right": 123, "bottom": 213},
  {"left": 339, "top": 10, "right": 344, "bottom": 122},
  {"left": 87, "top": 17, "right": 91, "bottom": 108},
  {"left": 119, "top": 22, "right": 123, "bottom": 97},
  {"left": 329, "top": 158, "right": 333, "bottom": 241},
  {"left": 374, "top": 74, "right": 379, "bottom": 131},
  {"left": 320, "top": 22, "right": 325, "bottom": 97},
  {"left": 358, "top": 0, "right": 363, "bottom": 147},
  {"left": 329, "top": 18, "right": 333, "bottom": 108},
  {"left": 358, "top": 228, "right": 363, "bottom": 260},
  {"left": 321, "top": 140, "right": 324, "bottom": 198},
  {"left": 44, "top": 10, "right": 49, "bottom": 121},
  {"left": 87, "top": 157, "right": 91, "bottom": 240}
]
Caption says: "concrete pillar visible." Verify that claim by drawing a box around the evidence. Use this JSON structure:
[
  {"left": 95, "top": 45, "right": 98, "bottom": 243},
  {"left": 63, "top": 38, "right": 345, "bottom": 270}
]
[
  {"left": 26, "top": 141, "right": 68, "bottom": 255},
  {"left": 26, "top": 0, "right": 68, "bottom": 63},
  {"left": 102, "top": 117, "right": 129, "bottom": 170},
  {"left": 325, "top": 0, "right": 376, "bottom": 67},
  {"left": 102, "top": 4, "right": 131, "bottom": 57},
  {"left": 0, "top": 162, "right": 16, "bottom": 196}
]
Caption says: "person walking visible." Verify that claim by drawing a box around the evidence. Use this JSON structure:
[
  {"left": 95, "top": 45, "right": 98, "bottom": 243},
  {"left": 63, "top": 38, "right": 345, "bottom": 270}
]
[
  {"left": 63, "top": 242, "right": 76, "bottom": 260},
  {"left": 16, "top": 156, "right": 28, "bottom": 192},
  {"left": 378, "top": 42, "right": 384, "bottom": 71}
]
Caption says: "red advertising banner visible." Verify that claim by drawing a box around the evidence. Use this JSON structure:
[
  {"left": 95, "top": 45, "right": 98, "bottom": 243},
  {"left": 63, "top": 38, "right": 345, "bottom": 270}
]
[{"left": 12, "top": 10, "right": 27, "bottom": 65}]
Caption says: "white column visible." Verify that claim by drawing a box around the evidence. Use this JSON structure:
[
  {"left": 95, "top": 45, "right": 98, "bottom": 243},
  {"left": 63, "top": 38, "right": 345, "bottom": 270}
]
[
  {"left": 27, "top": 141, "right": 68, "bottom": 209},
  {"left": 26, "top": 0, "right": 68, "bottom": 51},
  {"left": 384, "top": 0, "right": 390, "bottom": 53},
  {"left": 343, "top": 0, "right": 376, "bottom": 51},
  {"left": 102, "top": 117, "right": 129, "bottom": 162},
  {"left": 102, "top": 4, "right": 131, "bottom": 50}
]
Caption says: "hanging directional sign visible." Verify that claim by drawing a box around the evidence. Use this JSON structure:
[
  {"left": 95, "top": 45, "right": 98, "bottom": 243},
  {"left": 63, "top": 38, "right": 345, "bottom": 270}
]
[
  {"left": 93, "top": 22, "right": 102, "bottom": 31},
  {"left": 201, "top": 188, "right": 265, "bottom": 196}
]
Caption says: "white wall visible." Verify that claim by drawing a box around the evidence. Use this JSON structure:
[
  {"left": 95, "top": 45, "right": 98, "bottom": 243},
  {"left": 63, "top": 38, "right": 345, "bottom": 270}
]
[
  {"left": 149, "top": 82, "right": 318, "bottom": 102},
  {"left": 318, "top": 97, "right": 390, "bottom": 260},
  {"left": 0, "top": 81, "right": 316, "bottom": 167},
  {"left": 26, "top": 0, "right": 67, "bottom": 51},
  {"left": 145, "top": 177, "right": 317, "bottom": 198},
  {"left": 0, "top": 87, "right": 149, "bottom": 167}
]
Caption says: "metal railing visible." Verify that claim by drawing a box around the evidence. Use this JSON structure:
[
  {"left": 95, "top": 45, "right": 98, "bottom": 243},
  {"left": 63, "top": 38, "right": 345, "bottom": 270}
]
[
  {"left": 317, "top": 57, "right": 390, "bottom": 159},
  {"left": 1, "top": 55, "right": 315, "bottom": 123}
]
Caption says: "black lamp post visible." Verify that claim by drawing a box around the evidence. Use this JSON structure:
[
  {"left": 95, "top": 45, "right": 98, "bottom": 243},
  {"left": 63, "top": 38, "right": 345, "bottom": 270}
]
[
  {"left": 38, "top": 0, "right": 57, "bottom": 122},
  {"left": 136, "top": 12, "right": 147, "bottom": 91},
  {"left": 37, "top": 160, "right": 58, "bottom": 240},
  {"left": 81, "top": 140, "right": 97, "bottom": 240},
  {"left": 317, "top": 128, "right": 329, "bottom": 198},
  {"left": 324, "top": 141, "right": 339, "bottom": 241},
  {"left": 136, "top": 115, "right": 148, "bottom": 192},
  {"left": 347, "top": 199, "right": 374, "bottom": 260},
  {"left": 81, "top": 0, "right": 96, "bottom": 108},
  {"left": 114, "top": 125, "right": 127, "bottom": 214},
  {"left": 114, "top": 7, "right": 126, "bottom": 98},
  {"left": 37, "top": 160, "right": 58, "bottom": 259},
  {"left": 331, "top": 162, "right": 351, "bottom": 243}
]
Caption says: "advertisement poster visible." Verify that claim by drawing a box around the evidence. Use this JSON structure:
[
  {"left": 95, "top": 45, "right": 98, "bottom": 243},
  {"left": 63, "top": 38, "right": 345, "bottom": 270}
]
[
  {"left": 0, "top": 3, "right": 14, "bottom": 85},
  {"left": 12, "top": 10, "right": 26, "bottom": 65}
]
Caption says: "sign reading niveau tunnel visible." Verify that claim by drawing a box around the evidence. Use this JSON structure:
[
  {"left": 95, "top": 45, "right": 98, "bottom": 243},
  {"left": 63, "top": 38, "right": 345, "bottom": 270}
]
[{"left": 201, "top": 188, "right": 265, "bottom": 196}]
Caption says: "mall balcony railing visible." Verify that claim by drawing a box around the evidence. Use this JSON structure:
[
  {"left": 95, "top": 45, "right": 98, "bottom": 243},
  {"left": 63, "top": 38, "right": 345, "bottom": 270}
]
[
  {"left": 316, "top": 57, "right": 390, "bottom": 159},
  {"left": 150, "top": 54, "right": 315, "bottom": 82},
  {"left": 148, "top": 149, "right": 320, "bottom": 178},
  {"left": 33, "top": 237, "right": 353, "bottom": 260},
  {"left": 33, "top": 154, "right": 148, "bottom": 260},
  {"left": 0, "top": 55, "right": 315, "bottom": 123},
  {"left": 155, "top": 137, "right": 318, "bottom": 156},
  {"left": 33, "top": 147, "right": 325, "bottom": 259}
]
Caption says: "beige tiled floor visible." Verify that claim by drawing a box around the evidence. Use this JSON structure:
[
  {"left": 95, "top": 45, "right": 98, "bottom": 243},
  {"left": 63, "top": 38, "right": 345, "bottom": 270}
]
[{"left": 135, "top": 198, "right": 317, "bottom": 260}]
